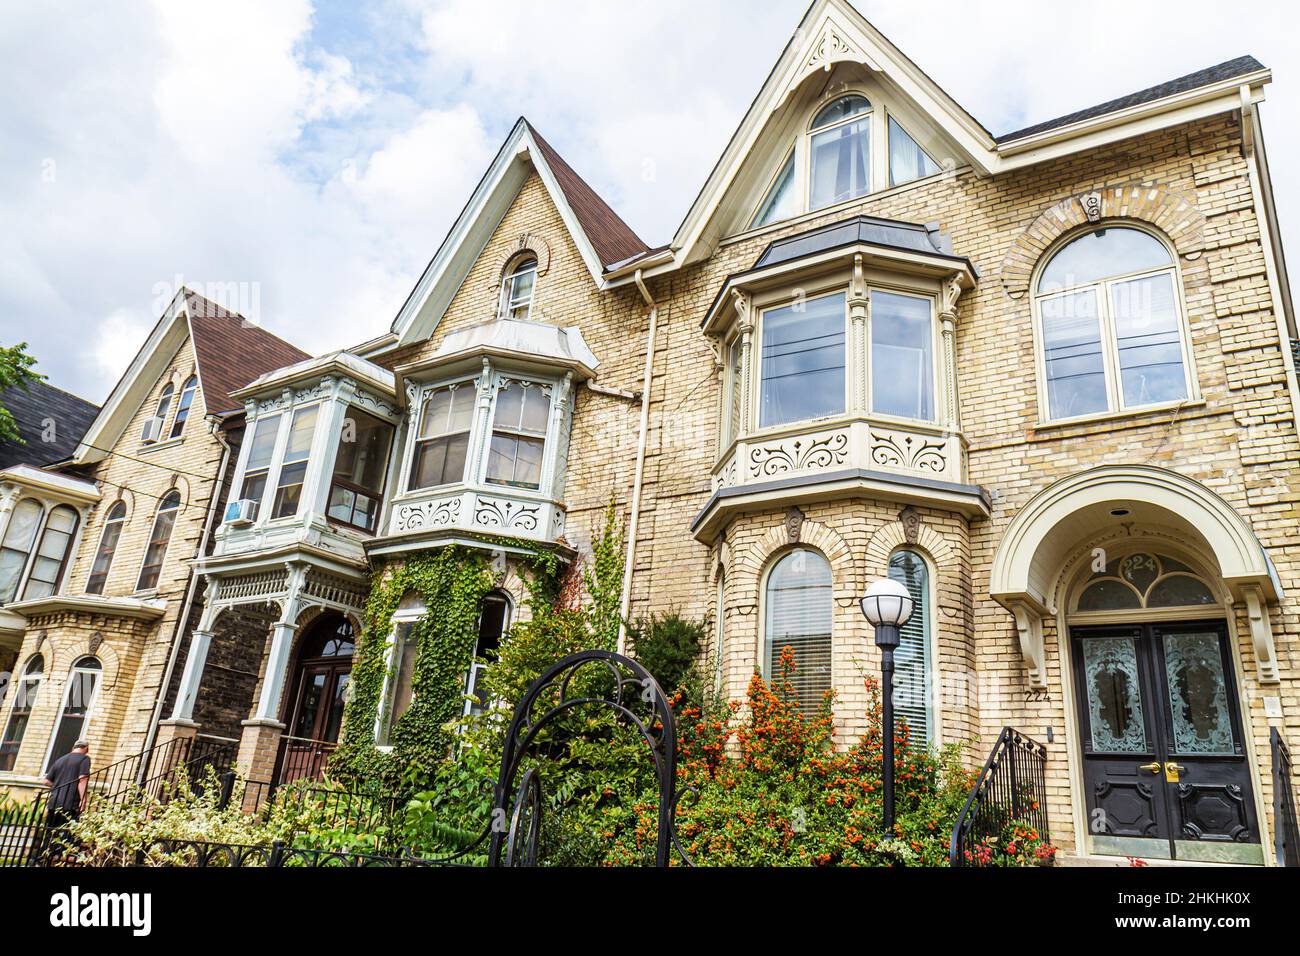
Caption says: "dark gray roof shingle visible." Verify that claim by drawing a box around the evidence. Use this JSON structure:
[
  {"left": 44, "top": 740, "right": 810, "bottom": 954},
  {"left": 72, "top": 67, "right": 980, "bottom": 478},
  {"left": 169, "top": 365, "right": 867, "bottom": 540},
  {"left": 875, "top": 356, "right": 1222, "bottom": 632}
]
[
  {"left": 0, "top": 379, "right": 98, "bottom": 469},
  {"left": 996, "top": 56, "right": 1265, "bottom": 143}
]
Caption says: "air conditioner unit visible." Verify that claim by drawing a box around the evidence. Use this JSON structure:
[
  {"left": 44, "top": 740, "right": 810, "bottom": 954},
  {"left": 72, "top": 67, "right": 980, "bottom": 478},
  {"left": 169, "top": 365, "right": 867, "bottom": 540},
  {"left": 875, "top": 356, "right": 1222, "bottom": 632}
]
[
  {"left": 224, "top": 498, "right": 259, "bottom": 526},
  {"left": 140, "top": 416, "right": 164, "bottom": 443}
]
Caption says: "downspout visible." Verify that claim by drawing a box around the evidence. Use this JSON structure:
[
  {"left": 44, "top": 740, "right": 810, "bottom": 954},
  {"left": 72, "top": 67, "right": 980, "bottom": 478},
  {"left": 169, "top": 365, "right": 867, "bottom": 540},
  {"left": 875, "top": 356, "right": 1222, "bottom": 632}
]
[
  {"left": 618, "top": 269, "right": 658, "bottom": 655},
  {"left": 136, "top": 412, "right": 234, "bottom": 777}
]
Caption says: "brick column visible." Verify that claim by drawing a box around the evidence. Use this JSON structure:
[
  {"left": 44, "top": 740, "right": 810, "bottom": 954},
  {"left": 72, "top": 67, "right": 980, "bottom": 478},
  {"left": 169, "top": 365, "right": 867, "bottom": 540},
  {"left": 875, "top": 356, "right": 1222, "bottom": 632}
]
[
  {"left": 145, "top": 718, "right": 198, "bottom": 799},
  {"left": 236, "top": 717, "right": 283, "bottom": 812}
]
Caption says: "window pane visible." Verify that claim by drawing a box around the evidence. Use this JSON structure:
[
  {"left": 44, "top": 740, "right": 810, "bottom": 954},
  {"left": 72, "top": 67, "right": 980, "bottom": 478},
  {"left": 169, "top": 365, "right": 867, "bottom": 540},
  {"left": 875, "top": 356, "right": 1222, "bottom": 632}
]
[
  {"left": 888, "top": 550, "right": 931, "bottom": 745},
  {"left": 486, "top": 434, "right": 544, "bottom": 489},
  {"left": 47, "top": 667, "right": 99, "bottom": 771},
  {"left": 751, "top": 150, "right": 798, "bottom": 228},
  {"left": 170, "top": 377, "right": 198, "bottom": 438},
  {"left": 419, "top": 385, "right": 474, "bottom": 439},
  {"left": 1041, "top": 290, "right": 1108, "bottom": 419},
  {"left": 2, "top": 500, "right": 42, "bottom": 550},
  {"left": 871, "top": 291, "right": 934, "bottom": 420},
  {"left": 888, "top": 116, "right": 940, "bottom": 187},
  {"left": 272, "top": 462, "right": 308, "bottom": 518},
  {"left": 1161, "top": 632, "right": 1234, "bottom": 754},
  {"left": 1038, "top": 227, "right": 1172, "bottom": 293},
  {"left": 1111, "top": 273, "right": 1187, "bottom": 408},
  {"left": 1148, "top": 575, "right": 1217, "bottom": 608},
  {"left": 810, "top": 118, "right": 870, "bottom": 209},
  {"left": 764, "top": 549, "right": 833, "bottom": 715},
  {"left": 283, "top": 406, "right": 318, "bottom": 462},
  {"left": 1081, "top": 637, "right": 1149, "bottom": 753},
  {"left": 411, "top": 433, "right": 469, "bottom": 489},
  {"left": 811, "top": 94, "right": 871, "bottom": 130},
  {"left": 87, "top": 516, "right": 124, "bottom": 595},
  {"left": 493, "top": 381, "right": 523, "bottom": 431},
  {"left": 760, "top": 294, "right": 846, "bottom": 428},
  {"left": 137, "top": 503, "right": 177, "bottom": 591},
  {"left": 245, "top": 414, "right": 282, "bottom": 471},
  {"left": 333, "top": 409, "right": 393, "bottom": 496},
  {"left": 379, "top": 623, "right": 419, "bottom": 746}
]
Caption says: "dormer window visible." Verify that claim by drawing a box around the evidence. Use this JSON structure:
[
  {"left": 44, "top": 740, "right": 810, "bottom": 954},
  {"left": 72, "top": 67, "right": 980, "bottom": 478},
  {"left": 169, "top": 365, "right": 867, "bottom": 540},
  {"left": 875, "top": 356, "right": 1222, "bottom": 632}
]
[
  {"left": 750, "top": 92, "right": 943, "bottom": 230},
  {"left": 169, "top": 375, "right": 198, "bottom": 439},
  {"left": 501, "top": 256, "right": 537, "bottom": 320}
]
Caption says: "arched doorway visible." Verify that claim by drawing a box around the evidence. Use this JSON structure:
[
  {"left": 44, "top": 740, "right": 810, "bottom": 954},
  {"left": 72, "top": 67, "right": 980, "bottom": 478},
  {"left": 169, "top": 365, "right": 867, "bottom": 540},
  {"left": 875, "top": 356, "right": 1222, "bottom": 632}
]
[
  {"left": 280, "top": 611, "right": 355, "bottom": 784},
  {"left": 1062, "top": 545, "right": 1260, "bottom": 863}
]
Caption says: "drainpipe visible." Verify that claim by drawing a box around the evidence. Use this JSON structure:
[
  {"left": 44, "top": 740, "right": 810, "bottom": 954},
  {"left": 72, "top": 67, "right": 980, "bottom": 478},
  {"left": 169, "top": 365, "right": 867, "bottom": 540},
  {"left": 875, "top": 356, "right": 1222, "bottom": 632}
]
[
  {"left": 618, "top": 270, "right": 658, "bottom": 656},
  {"left": 136, "top": 413, "right": 234, "bottom": 779}
]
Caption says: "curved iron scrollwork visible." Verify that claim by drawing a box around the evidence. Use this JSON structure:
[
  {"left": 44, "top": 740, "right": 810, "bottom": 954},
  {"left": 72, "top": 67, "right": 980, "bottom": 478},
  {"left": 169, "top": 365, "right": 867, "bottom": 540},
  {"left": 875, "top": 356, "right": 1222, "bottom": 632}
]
[{"left": 487, "top": 649, "right": 695, "bottom": 867}]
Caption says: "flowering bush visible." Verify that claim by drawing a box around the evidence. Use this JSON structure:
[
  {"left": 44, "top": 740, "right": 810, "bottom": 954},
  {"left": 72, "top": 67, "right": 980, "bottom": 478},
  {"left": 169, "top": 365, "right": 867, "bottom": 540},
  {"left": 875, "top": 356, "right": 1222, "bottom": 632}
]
[{"left": 961, "top": 820, "right": 1057, "bottom": 866}]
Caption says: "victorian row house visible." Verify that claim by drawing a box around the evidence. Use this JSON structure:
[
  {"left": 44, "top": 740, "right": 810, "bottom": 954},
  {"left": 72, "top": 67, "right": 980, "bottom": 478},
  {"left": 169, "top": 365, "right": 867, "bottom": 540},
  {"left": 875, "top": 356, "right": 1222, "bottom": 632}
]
[{"left": 2, "top": 0, "right": 1298, "bottom": 865}]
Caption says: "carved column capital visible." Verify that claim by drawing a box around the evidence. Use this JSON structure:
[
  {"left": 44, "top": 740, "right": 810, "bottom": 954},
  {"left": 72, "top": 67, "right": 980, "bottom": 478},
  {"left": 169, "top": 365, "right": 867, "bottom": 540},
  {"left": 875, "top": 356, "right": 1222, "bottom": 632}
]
[{"left": 731, "top": 289, "right": 754, "bottom": 335}]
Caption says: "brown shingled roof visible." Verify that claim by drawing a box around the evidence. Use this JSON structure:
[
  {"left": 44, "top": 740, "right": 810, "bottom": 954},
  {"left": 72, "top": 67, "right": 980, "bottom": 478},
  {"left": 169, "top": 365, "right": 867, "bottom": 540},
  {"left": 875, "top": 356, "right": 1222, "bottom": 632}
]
[
  {"left": 184, "top": 290, "right": 311, "bottom": 414},
  {"left": 525, "top": 121, "right": 650, "bottom": 269}
]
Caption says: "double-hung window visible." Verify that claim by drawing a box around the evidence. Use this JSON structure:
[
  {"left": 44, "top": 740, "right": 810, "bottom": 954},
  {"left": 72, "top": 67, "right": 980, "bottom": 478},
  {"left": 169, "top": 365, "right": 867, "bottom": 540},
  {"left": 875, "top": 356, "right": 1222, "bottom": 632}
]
[
  {"left": 238, "top": 413, "right": 281, "bottom": 515},
  {"left": 808, "top": 95, "right": 872, "bottom": 210},
  {"left": 271, "top": 405, "right": 319, "bottom": 519},
  {"left": 376, "top": 594, "right": 426, "bottom": 747},
  {"left": 410, "top": 383, "right": 475, "bottom": 491},
  {"left": 20, "top": 505, "right": 78, "bottom": 601},
  {"left": 1036, "top": 226, "right": 1191, "bottom": 421},
  {"left": 86, "top": 501, "right": 127, "bottom": 595},
  {"left": 168, "top": 375, "right": 198, "bottom": 439},
  {"left": 44, "top": 657, "right": 101, "bottom": 773},
  {"left": 759, "top": 292, "right": 846, "bottom": 429},
  {"left": 500, "top": 257, "right": 537, "bottom": 320},
  {"left": 136, "top": 490, "right": 180, "bottom": 591},
  {"left": 0, "top": 499, "right": 44, "bottom": 604},
  {"left": 486, "top": 379, "right": 550, "bottom": 490},
  {"left": 870, "top": 290, "right": 934, "bottom": 421},
  {"left": 327, "top": 409, "right": 394, "bottom": 532},
  {"left": 0, "top": 655, "right": 43, "bottom": 771}
]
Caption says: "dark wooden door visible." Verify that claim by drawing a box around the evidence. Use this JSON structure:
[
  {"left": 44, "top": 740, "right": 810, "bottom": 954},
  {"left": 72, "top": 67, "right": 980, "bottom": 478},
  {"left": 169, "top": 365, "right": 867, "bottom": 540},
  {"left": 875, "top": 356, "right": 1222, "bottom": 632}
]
[
  {"left": 281, "top": 661, "right": 350, "bottom": 784},
  {"left": 1071, "top": 621, "right": 1260, "bottom": 863}
]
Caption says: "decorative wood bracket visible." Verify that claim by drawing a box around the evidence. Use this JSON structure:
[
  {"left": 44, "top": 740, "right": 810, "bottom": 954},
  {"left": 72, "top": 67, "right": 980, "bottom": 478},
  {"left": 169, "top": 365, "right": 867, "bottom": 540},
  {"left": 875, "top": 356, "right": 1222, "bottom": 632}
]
[
  {"left": 1242, "top": 584, "right": 1280, "bottom": 684},
  {"left": 1009, "top": 600, "right": 1048, "bottom": 690}
]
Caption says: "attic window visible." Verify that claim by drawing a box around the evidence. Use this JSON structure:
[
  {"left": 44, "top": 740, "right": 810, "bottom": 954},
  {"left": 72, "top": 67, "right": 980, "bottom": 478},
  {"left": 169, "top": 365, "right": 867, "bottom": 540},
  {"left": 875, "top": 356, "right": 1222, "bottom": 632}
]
[
  {"left": 748, "top": 91, "right": 945, "bottom": 230},
  {"left": 501, "top": 256, "right": 537, "bottom": 321}
]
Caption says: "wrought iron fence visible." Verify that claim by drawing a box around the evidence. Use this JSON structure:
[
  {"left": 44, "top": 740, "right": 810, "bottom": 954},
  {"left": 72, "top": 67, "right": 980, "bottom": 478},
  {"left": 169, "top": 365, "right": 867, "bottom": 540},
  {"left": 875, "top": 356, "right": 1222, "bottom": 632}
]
[
  {"left": 949, "top": 727, "right": 1050, "bottom": 867},
  {"left": 131, "top": 838, "right": 474, "bottom": 868},
  {"left": 1273, "top": 727, "right": 1299, "bottom": 867},
  {"left": 271, "top": 735, "right": 336, "bottom": 789}
]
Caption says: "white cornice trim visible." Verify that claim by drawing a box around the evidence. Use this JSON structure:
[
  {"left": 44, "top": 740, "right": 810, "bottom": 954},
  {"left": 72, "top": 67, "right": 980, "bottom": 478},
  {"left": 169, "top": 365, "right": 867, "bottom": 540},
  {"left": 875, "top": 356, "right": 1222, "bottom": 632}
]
[{"left": 6, "top": 593, "right": 168, "bottom": 622}]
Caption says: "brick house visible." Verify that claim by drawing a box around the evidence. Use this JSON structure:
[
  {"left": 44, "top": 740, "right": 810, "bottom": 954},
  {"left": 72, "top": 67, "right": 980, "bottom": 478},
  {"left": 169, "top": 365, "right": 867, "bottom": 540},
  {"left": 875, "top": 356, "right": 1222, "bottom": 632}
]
[
  {"left": 4, "top": 0, "right": 1298, "bottom": 865},
  {"left": 0, "top": 289, "right": 307, "bottom": 788}
]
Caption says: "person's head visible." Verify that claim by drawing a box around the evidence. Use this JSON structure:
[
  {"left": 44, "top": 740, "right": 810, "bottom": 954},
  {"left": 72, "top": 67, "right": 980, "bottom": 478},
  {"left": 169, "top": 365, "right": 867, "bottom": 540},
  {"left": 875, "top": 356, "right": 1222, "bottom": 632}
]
[{"left": 72, "top": 739, "right": 89, "bottom": 754}]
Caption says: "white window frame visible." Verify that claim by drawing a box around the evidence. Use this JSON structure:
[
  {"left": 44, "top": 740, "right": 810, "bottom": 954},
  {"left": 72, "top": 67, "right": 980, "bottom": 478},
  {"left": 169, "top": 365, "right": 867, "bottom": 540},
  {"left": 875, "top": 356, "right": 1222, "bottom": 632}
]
[
  {"left": 42, "top": 656, "right": 102, "bottom": 774},
  {"left": 499, "top": 256, "right": 538, "bottom": 321},
  {"left": 0, "top": 654, "right": 45, "bottom": 770},
  {"left": 480, "top": 375, "right": 555, "bottom": 493},
  {"left": 374, "top": 602, "right": 427, "bottom": 750},
  {"left": 754, "top": 287, "right": 850, "bottom": 432},
  {"left": 269, "top": 403, "right": 324, "bottom": 521},
  {"left": 1, "top": 499, "right": 84, "bottom": 606},
  {"left": 1031, "top": 225, "right": 1198, "bottom": 425},
  {"left": 463, "top": 591, "right": 512, "bottom": 718},
  {"left": 168, "top": 375, "right": 199, "bottom": 439},
  {"left": 404, "top": 376, "right": 480, "bottom": 493},
  {"left": 229, "top": 411, "right": 284, "bottom": 524},
  {"left": 866, "top": 285, "right": 939, "bottom": 425}
]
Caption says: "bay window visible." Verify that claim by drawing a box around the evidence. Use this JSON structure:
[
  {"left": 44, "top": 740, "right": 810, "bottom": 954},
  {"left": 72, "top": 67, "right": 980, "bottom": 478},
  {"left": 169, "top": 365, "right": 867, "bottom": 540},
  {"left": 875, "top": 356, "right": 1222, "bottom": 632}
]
[
  {"left": 764, "top": 548, "right": 832, "bottom": 715},
  {"left": 0, "top": 499, "right": 43, "bottom": 604},
  {"left": 888, "top": 549, "right": 933, "bottom": 745},
  {"left": 870, "top": 290, "right": 934, "bottom": 420},
  {"left": 759, "top": 292, "right": 846, "bottom": 428},
  {"left": 238, "top": 412, "right": 281, "bottom": 514},
  {"left": 272, "top": 405, "right": 319, "bottom": 518},
  {"left": 20, "top": 505, "right": 78, "bottom": 600},
  {"left": 327, "top": 409, "right": 394, "bottom": 531},
  {"left": 86, "top": 501, "right": 127, "bottom": 595},
  {"left": 136, "top": 490, "right": 180, "bottom": 591},
  {"left": 411, "top": 383, "right": 475, "bottom": 491},
  {"left": 486, "top": 379, "right": 550, "bottom": 490},
  {"left": 1036, "top": 226, "right": 1192, "bottom": 421}
]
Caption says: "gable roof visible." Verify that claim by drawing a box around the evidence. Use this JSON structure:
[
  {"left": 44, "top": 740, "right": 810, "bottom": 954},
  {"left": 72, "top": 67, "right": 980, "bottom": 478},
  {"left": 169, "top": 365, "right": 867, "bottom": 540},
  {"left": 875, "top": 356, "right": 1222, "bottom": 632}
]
[
  {"left": 388, "top": 118, "right": 650, "bottom": 346},
  {"left": 184, "top": 290, "right": 311, "bottom": 414},
  {"left": 70, "top": 288, "right": 310, "bottom": 465},
  {"left": 526, "top": 123, "right": 649, "bottom": 268},
  {"left": 996, "top": 56, "right": 1266, "bottom": 143},
  {"left": 0, "top": 378, "right": 98, "bottom": 469}
]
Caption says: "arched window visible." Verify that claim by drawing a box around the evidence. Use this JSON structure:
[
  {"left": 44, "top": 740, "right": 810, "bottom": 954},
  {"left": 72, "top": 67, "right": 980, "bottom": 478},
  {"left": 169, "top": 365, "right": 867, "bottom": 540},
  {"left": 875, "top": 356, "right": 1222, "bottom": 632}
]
[
  {"left": 1035, "top": 226, "right": 1191, "bottom": 420},
  {"left": 168, "top": 375, "right": 199, "bottom": 439},
  {"left": 0, "top": 498, "right": 43, "bottom": 604},
  {"left": 808, "top": 94, "right": 872, "bottom": 210},
  {"left": 764, "top": 548, "right": 833, "bottom": 714},
  {"left": 888, "top": 549, "right": 933, "bottom": 745},
  {"left": 1074, "top": 552, "right": 1218, "bottom": 614},
  {"left": 21, "top": 505, "right": 79, "bottom": 600},
  {"left": 501, "top": 256, "right": 537, "bottom": 321},
  {"left": 86, "top": 501, "right": 128, "bottom": 595},
  {"left": 713, "top": 572, "right": 726, "bottom": 694},
  {"left": 143, "top": 383, "right": 174, "bottom": 441},
  {"left": 0, "top": 654, "right": 44, "bottom": 771},
  {"left": 45, "top": 656, "right": 101, "bottom": 772},
  {"left": 136, "top": 490, "right": 181, "bottom": 591},
  {"left": 377, "top": 592, "right": 426, "bottom": 746},
  {"left": 464, "top": 591, "right": 511, "bottom": 717}
]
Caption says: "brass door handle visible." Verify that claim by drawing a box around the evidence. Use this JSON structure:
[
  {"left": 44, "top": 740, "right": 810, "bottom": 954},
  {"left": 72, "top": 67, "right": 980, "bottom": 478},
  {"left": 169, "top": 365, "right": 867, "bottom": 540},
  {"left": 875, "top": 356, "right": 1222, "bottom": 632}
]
[
  {"left": 1164, "top": 762, "right": 1186, "bottom": 781},
  {"left": 1138, "top": 762, "right": 1161, "bottom": 773}
]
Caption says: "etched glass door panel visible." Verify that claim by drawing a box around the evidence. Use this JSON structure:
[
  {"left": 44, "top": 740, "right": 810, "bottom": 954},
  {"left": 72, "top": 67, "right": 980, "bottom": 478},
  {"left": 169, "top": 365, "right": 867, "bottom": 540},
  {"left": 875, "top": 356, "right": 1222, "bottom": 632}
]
[
  {"left": 1081, "top": 636, "right": 1147, "bottom": 753},
  {"left": 1161, "top": 631, "right": 1232, "bottom": 755}
]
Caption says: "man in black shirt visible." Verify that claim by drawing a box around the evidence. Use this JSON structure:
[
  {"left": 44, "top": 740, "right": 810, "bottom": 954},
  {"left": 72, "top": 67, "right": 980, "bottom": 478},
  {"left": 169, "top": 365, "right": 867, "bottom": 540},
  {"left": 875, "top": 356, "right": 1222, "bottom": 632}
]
[{"left": 43, "top": 739, "right": 90, "bottom": 859}]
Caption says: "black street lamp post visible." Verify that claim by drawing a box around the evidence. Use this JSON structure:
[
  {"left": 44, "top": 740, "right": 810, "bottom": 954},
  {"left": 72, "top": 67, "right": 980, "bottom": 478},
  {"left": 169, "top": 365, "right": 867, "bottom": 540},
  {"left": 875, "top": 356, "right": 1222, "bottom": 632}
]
[{"left": 859, "top": 578, "right": 915, "bottom": 832}]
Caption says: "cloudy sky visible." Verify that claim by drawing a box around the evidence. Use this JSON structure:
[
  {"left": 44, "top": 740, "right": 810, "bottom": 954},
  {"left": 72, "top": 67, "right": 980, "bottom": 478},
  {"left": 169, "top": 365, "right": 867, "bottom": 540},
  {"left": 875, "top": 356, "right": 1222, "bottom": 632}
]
[{"left": 3, "top": 0, "right": 1298, "bottom": 403}]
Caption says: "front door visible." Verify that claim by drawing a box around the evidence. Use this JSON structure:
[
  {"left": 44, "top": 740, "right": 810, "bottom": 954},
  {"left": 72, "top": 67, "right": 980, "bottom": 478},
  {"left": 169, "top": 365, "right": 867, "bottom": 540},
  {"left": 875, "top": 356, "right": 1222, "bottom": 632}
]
[
  {"left": 281, "top": 661, "right": 350, "bottom": 784},
  {"left": 1071, "top": 621, "right": 1261, "bottom": 863}
]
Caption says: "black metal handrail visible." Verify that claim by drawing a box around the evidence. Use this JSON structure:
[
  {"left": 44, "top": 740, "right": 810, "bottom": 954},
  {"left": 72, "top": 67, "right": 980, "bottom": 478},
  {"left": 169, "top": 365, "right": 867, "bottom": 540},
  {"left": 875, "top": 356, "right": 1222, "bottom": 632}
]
[
  {"left": 1273, "top": 728, "right": 1299, "bottom": 867},
  {"left": 949, "top": 727, "right": 1049, "bottom": 866}
]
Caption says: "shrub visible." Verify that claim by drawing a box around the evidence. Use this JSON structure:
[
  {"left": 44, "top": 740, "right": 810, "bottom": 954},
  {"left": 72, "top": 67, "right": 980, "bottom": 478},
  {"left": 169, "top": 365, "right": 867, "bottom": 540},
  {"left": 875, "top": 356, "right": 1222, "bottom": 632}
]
[{"left": 627, "top": 610, "right": 707, "bottom": 699}]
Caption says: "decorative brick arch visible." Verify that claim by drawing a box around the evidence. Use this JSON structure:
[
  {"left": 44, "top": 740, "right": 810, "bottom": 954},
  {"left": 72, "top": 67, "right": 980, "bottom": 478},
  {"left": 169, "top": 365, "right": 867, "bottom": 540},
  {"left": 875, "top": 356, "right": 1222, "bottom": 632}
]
[
  {"left": 999, "top": 183, "right": 1206, "bottom": 300},
  {"left": 863, "top": 518, "right": 952, "bottom": 578},
  {"left": 733, "top": 516, "right": 856, "bottom": 605}
]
